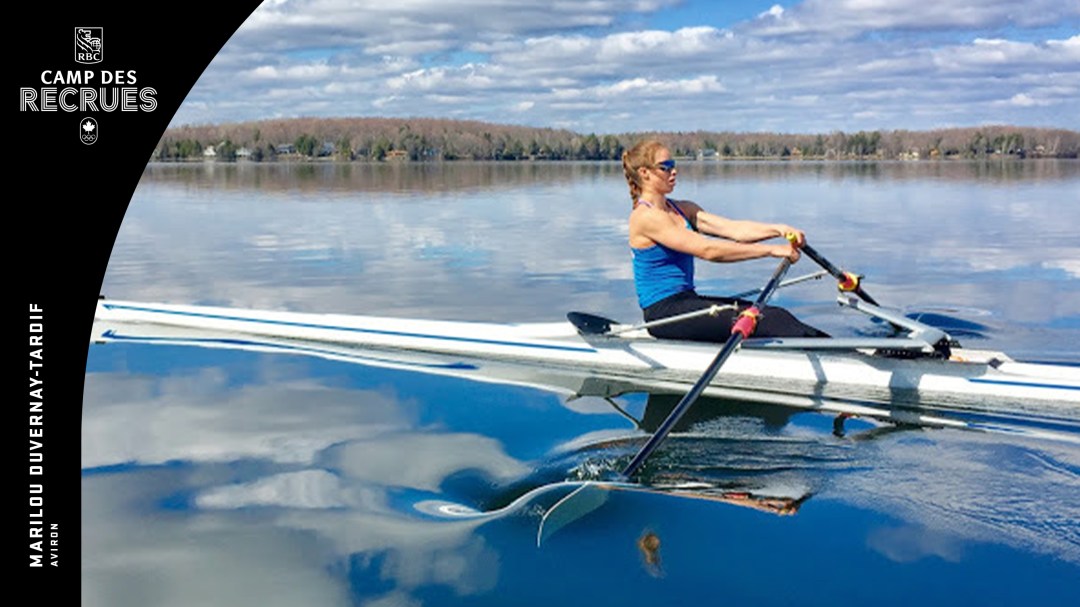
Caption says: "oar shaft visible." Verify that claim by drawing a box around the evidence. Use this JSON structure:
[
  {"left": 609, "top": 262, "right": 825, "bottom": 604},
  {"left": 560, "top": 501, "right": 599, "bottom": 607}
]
[
  {"left": 799, "top": 242, "right": 842, "bottom": 276},
  {"left": 620, "top": 257, "right": 793, "bottom": 479},
  {"left": 607, "top": 303, "right": 737, "bottom": 335},
  {"left": 800, "top": 243, "right": 880, "bottom": 306},
  {"left": 620, "top": 334, "right": 744, "bottom": 477},
  {"left": 729, "top": 270, "right": 827, "bottom": 300}
]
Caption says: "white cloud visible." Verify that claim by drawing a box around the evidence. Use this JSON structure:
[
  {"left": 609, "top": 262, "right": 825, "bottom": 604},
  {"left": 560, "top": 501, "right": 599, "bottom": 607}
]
[
  {"left": 386, "top": 64, "right": 497, "bottom": 91},
  {"left": 1005, "top": 93, "right": 1046, "bottom": 107},
  {"left": 1044, "top": 257, "right": 1080, "bottom": 278},
  {"left": 589, "top": 74, "right": 725, "bottom": 98},
  {"left": 933, "top": 36, "right": 1080, "bottom": 71},
  {"left": 747, "top": 0, "right": 1080, "bottom": 37},
  {"left": 760, "top": 4, "right": 785, "bottom": 19},
  {"left": 169, "top": 1, "right": 1080, "bottom": 132}
]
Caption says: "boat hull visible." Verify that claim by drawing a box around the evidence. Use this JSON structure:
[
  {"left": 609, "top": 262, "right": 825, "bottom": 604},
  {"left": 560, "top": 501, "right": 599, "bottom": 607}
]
[{"left": 92, "top": 299, "right": 1080, "bottom": 421}]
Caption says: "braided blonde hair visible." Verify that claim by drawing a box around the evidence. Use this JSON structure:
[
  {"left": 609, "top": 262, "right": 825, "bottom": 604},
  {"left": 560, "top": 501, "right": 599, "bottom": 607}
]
[{"left": 622, "top": 139, "right": 667, "bottom": 204}]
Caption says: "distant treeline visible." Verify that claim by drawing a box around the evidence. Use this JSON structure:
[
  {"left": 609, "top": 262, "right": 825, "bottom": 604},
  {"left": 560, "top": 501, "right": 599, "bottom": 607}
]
[{"left": 157, "top": 117, "right": 1080, "bottom": 162}]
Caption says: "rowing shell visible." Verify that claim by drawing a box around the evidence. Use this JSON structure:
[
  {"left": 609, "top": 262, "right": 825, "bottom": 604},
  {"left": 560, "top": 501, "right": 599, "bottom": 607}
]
[{"left": 91, "top": 298, "right": 1080, "bottom": 422}]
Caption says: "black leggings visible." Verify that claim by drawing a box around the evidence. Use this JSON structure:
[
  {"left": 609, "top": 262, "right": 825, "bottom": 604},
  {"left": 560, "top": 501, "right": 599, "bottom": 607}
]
[{"left": 643, "top": 290, "right": 829, "bottom": 342}]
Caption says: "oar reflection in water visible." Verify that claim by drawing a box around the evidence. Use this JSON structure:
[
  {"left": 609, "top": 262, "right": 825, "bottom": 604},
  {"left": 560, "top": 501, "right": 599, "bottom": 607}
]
[
  {"left": 614, "top": 394, "right": 823, "bottom": 513},
  {"left": 538, "top": 393, "right": 862, "bottom": 545}
]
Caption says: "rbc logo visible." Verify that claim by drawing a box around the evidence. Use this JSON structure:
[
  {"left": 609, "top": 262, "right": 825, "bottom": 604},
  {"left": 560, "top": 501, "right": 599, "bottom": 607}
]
[{"left": 75, "top": 27, "right": 103, "bottom": 64}]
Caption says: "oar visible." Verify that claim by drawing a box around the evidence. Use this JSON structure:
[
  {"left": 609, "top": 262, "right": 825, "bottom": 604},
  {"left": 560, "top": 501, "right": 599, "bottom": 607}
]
[
  {"left": 728, "top": 269, "right": 827, "bottom": 299},
  {"left": 567, "top": 270, "right": 826, "bottom": 337},
  {"left": 619, "top": 254, "right": 795, "bottom": 480},
  {"left": 799, "top": 242, "right": 880, "bottom": 306}
]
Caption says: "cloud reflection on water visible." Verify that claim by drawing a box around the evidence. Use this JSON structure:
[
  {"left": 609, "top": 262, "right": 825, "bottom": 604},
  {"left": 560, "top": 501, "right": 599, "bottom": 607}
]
[{"left": 83, "top": 354, "right": 529, "bottom": 607}]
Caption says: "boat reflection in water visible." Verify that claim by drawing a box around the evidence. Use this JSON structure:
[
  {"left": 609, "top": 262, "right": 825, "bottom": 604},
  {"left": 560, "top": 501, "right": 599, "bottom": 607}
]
[
  {"left": 89, "top": 308, "right": 908, "bottom": 523},
  {"left": 86, "top": 310, "right": 1080, "bottom": 605},
  {"left": 89, "top": 307, "right": 1075, "bottom": 508}
]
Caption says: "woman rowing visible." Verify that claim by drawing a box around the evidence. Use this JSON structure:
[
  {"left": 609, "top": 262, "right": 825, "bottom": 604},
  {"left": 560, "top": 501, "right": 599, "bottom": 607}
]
[{"left": 623, "top": 139, "right": 828, "bottom": 342}]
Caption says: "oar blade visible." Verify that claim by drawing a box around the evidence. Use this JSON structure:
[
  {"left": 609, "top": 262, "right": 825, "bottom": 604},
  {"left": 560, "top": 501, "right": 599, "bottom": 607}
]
[
  {"left": 567, "top": 312, "right": 618, "bottom": 335},
  {"left": 536, "top": 482, "right": 612, "bottom": 546}
]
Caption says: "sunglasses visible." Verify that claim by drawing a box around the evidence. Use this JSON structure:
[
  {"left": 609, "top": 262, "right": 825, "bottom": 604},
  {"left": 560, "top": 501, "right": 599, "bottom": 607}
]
[{"left": 653, "top": 159, "right": 676, "bottom": 173}]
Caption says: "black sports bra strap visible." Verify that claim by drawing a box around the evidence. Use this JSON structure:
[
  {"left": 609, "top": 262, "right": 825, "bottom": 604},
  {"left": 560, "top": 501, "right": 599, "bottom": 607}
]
[{"left": 665, "top": 199, "right": 698, "bottom": 232}]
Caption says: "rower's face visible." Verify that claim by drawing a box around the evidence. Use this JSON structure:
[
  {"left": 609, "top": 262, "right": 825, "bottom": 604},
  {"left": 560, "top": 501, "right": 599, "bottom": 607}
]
[{"left": 644, "top": 148, "right": 677, "bottom": 193}]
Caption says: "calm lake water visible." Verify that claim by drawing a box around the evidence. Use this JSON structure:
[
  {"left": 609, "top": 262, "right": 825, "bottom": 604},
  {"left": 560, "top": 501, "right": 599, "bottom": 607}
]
[{"left": 84, "top": 160, "right": 1080, "bottom": 606}]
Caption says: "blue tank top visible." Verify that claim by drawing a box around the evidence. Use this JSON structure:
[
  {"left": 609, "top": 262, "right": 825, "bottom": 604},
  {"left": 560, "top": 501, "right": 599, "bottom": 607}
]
[{"left": 631, "top": 199, "right": 696, "bottom": 309}]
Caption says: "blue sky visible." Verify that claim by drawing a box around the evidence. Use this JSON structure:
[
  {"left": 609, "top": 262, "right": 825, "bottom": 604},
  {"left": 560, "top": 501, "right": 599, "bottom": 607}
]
[{"left": 171, "top": 0, "right": 1080, "bottom": 134}]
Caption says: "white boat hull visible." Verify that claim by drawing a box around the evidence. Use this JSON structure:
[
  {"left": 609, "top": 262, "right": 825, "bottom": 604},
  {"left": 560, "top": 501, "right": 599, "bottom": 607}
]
[{"left": 92, "top": 299, "right": 1080, "bottom": 422}]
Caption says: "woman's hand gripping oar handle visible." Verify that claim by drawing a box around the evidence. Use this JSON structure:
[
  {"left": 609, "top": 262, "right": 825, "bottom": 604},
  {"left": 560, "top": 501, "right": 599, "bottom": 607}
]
[{"left": 799, "top": 242, "right": 880, "bottom": 306}]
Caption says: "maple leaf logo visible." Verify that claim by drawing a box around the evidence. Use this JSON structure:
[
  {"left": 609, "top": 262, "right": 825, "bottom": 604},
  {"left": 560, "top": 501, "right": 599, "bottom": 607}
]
[{"left": 80, "top": 117, "right": 99, "bottom": 145}]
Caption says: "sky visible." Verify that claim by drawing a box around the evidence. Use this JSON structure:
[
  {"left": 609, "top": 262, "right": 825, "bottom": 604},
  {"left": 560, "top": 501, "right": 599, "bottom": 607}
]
[{"left": 170, "top": 0, "right": 1080, "bottom": 134}]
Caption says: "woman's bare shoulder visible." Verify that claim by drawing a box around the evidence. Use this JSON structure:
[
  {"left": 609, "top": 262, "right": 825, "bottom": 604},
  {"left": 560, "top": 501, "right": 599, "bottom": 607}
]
[{"left": 630, "top": 202, "right": 667, "bottom": 222}]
